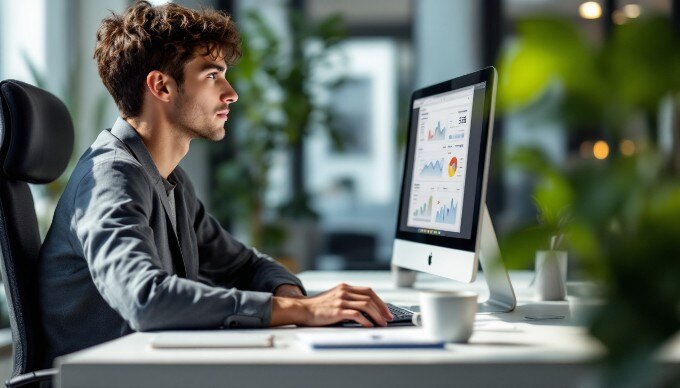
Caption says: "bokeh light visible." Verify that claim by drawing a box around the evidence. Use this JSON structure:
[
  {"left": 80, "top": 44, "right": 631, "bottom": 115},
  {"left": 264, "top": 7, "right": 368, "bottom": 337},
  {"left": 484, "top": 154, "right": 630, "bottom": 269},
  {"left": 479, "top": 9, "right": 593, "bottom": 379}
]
[
  {"left": 593, "top": 140, "right": 610, "bottom": 160},
  {"left": 579, "top": 2, "right": 602, "bottom": 19},
  {"left": 620, "top": 139, "right": 635, "bottom": 156},
  {"left": 613, "top": 10, "right": 627, "bottom": 25},
  {"left": 580, "top": 141, "right": 593, "bottom": 158},
  {"left": 623, "top": 4, "right": 641, "bottom": 19}
]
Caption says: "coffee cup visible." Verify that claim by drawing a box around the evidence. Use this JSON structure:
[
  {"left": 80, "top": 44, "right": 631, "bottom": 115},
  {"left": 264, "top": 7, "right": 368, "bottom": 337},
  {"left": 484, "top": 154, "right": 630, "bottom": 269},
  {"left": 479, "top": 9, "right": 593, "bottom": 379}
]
[{"left": 419, "top": 290, "right": 477, "bottom": 343}]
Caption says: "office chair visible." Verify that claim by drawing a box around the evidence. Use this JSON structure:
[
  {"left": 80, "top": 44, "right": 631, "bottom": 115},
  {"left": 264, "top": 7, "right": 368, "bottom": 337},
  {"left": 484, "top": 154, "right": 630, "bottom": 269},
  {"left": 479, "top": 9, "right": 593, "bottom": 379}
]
[
  {"left": 324, "top": 232, "right": 388, "bottom": 270},
  {"left": 0, "top": 80, "right": 74, "bottom": 387}
]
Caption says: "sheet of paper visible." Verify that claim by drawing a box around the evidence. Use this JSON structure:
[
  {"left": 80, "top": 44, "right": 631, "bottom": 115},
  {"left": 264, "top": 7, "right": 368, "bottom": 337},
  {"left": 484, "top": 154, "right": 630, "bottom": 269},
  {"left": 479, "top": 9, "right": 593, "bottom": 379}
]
[{"left": 150, "top": 331, "right": 273, "bottom": 349}]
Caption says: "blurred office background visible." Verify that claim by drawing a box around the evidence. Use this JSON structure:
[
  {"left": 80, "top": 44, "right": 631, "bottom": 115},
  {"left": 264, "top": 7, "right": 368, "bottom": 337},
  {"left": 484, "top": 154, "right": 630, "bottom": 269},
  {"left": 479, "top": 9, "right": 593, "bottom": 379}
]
[
  {"left": 0, "top": 0, "right": 678, "bottom": 286},
  {"left": 1, "top": 0, "right": 679, "bottom": 383},
  {"left": 0, "top": 0, "right": 675, "bottom": 273}
]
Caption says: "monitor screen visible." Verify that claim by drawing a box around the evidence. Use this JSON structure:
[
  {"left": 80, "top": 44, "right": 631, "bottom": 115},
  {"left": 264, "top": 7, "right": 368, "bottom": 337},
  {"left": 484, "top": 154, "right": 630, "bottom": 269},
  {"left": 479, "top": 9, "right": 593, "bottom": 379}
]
[
  {"left": 391, "top": 68, "right": 514, "bottom": 301},
  {"left": 395, "top": 69, "right": 493, "bottom": 253}
]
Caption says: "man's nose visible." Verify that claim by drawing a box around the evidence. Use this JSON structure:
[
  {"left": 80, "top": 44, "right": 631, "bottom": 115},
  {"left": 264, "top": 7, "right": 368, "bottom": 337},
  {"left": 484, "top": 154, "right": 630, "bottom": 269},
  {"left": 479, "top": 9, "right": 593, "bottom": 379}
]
[{"left": 222, "top": 81, "right": 238, "bottom": 104}]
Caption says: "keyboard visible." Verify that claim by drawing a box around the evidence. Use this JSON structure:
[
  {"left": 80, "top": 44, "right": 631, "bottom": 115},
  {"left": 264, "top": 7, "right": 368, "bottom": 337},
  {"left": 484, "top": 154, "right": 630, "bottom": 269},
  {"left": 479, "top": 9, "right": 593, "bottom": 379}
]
[{"left": 339, "top": 303, "right": 415, "bottom": 327}]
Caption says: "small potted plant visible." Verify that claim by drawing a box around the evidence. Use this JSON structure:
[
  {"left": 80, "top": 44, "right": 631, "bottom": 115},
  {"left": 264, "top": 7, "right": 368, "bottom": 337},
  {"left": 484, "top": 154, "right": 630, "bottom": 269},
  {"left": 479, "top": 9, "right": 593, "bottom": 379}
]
[{"left": 533, "top": 194, "right": 571, "bottom": 301}]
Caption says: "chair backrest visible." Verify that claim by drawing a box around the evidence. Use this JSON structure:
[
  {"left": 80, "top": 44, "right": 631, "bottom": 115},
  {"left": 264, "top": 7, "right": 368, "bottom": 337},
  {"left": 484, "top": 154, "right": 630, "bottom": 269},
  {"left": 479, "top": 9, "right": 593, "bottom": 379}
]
[
  {"left": 324, "top": 232, "right": 377, "bottom": 269},
  {"left": 0, "top": 80, "right": 73, "bottom": 376}
]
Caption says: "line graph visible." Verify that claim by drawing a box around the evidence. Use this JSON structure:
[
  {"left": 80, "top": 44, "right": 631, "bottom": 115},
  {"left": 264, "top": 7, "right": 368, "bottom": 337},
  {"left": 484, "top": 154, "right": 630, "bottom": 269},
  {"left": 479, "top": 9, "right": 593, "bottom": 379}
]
[
  {"left": 434, "top": 197, "right": 458, "bottom": 224},
  {"left": 412, "top": 196, "right": 433, "bottom": 221},
  {"left": 427, "top": 121, "right": 446, "bottom": 141},
  {"left": 419, "top": 159, "right": 444, "bottom": 177}
]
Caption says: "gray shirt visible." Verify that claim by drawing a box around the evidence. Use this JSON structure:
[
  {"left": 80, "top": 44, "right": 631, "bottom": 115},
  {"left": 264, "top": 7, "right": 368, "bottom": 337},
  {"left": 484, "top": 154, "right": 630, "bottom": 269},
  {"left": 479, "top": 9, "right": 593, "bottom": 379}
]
[
  {"left": 162, "top": 176, "right": 177, "bottom": 230},
  {"left": 37, "top": 117, "right": 305, "bottom": 368}
]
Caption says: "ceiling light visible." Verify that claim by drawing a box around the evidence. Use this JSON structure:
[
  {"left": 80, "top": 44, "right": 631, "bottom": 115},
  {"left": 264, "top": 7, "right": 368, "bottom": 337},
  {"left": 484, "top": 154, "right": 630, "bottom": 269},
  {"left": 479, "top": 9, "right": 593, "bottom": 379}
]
[
  {"left": 579, "top": 2, "right": 602, "bottom": 19},
  {"left": 613, "top": 10, "right": 627, "bottom": 25},
  {"left": 593, "top": 140, "right": 610, "bottom": 160},
  {"left": 580, "top": 141, "right": 593, "bottom": 158},
  {"left": 623, "top": 4, "right": 641, "bottom": 18},
  {"left": 620, "top": 140, "right": 635, "bottom": 156}
]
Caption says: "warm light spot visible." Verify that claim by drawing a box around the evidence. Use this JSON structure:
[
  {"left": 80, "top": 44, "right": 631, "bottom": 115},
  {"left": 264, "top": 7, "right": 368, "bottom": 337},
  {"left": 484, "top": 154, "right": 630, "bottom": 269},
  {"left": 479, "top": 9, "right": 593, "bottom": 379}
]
[
  {"left": 620, "top": 139, "right": 635, "bottom": 156},
  {"left": 593, "top": 141, "right": 610, "bottom": 160},
  {"left": 579, "top": 2, "right": 602, "bottom": 19},
  {"left": 623, "top": 4, "right": 641, "bottom": 18},
  {"left": 613, "top": 10, "right": 627, "bottom": 25},
  {"left": 580, "top": 141, "right": 593, "bottom": 158}
]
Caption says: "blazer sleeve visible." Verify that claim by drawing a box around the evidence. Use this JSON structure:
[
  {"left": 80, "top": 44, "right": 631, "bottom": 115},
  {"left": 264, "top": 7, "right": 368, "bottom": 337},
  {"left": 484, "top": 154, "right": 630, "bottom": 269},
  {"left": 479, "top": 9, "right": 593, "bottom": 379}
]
[
  {"left": 74, "top": 159, "right": 274, "bottom": 330},
  {"left": 176, "top": 168, "right": 306, "bottom": 295}
]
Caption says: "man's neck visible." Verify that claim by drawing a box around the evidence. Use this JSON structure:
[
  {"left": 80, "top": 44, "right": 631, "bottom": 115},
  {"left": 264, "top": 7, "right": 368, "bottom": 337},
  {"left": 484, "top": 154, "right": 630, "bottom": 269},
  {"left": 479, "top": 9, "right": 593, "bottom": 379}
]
[{"left": 125, "top": 116, "right": 190, "bottom": 179}]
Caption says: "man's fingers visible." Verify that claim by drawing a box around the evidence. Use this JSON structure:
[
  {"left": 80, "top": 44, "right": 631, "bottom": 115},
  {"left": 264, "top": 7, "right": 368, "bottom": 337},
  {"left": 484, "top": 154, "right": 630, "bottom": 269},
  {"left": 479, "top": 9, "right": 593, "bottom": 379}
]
[
  {"left": 368, "top": 289, "right": 392, "bottom": 319},
  {"left": 341, "top": 293, "right": 371, "bottom": 302},
  {"left": 344, "top": 286, "right": 392, "bottom": 319},
  {"left": 343, "top": 301, "right": 387, "bottom": 327},
  {"left": 333, "top": 284, "right": 393, "bottom": 320},
  {"left": 341, "top": 309, "right": 373, "bottom": 328}
]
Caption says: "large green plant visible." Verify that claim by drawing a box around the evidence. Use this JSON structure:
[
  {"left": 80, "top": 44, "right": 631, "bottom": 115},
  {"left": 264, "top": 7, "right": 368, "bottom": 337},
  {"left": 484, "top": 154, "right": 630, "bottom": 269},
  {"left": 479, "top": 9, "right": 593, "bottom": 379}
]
[
  {"left": 211, "top": 10, "right": 346, "bottom": 253},
  {"left": 497, "top": 16, "right": 680, "bottom": 387},
  {"left": 498, "top": 17, "right": 680, "bottom": 131}
]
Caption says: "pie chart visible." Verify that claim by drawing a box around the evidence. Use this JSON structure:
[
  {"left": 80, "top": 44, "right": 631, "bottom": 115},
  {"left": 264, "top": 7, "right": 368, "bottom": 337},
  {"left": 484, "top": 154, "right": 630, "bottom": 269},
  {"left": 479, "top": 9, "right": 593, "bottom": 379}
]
[{"left": 448, "top": 157, "right": 457, "bottom": 177}]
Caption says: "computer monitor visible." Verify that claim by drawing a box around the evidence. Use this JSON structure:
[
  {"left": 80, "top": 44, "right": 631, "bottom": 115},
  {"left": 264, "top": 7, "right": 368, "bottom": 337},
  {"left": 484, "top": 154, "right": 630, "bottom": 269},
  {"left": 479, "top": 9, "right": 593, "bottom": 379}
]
[{"left": 392, "top": 67, "right": 516, "bottom": 313}]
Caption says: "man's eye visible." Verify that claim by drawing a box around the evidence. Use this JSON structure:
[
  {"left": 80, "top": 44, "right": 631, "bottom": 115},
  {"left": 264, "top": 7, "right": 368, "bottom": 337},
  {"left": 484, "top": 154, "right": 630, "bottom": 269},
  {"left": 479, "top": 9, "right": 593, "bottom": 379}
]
[{"left": 208, "top": 73, "right": 217, "bottom": 79}]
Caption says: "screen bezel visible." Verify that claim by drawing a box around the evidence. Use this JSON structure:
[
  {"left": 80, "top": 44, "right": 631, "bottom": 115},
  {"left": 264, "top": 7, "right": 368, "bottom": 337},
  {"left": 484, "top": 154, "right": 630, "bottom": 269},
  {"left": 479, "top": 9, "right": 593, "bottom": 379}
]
[{"left": 394, "top": 67, "right": 496, "bottom": 252}]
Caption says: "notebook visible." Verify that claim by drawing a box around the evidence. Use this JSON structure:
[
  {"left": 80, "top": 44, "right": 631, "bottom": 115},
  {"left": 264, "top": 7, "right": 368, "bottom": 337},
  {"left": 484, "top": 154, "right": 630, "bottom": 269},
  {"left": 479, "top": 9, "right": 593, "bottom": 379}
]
[{"left": 296, "top": 330, "right": 445, "bottom": 350}]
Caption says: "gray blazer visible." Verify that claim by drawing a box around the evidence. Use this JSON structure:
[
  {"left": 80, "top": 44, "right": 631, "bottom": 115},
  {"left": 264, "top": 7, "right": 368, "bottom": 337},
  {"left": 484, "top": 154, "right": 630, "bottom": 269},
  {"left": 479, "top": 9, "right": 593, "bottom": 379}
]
[{"left": 37, "top": 118, "right": 304, "bottom": 367}]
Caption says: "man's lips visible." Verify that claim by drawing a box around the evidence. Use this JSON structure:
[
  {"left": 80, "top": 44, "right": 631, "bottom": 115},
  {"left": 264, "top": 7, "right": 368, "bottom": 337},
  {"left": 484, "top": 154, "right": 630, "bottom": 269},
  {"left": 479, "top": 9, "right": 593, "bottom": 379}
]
[{"left": 216, "top": 110, "right": 229, "bottom": 119}]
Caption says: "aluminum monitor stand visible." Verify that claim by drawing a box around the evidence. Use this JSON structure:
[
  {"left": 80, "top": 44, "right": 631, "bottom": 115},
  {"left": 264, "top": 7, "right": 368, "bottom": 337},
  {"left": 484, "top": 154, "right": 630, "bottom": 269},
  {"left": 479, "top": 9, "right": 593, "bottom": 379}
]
[
  {"left": 395, "top": 205, "right": 516, "bottom": 313},
  {"left": 477, "top": 205, "right": 516, "bottom": 313}
]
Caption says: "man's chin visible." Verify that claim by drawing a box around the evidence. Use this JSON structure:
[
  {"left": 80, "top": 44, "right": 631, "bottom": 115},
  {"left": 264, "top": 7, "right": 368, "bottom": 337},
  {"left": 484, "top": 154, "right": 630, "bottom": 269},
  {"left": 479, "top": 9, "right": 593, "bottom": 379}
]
[
  {"left": 180, "top": 119, "right": 226, "bottom": 141},
  {"left": 208, "top": 127, "right": 226, "bottom": 141}
]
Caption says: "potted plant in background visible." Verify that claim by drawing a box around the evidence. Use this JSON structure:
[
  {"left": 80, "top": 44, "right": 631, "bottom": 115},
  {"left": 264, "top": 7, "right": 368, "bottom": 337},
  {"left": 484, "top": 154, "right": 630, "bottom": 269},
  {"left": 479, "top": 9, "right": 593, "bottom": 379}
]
[
  {"left": 210, "top": 9, "right": 347, "bottom": 272},
  {"left": 497, "top": 16, "right": 680, "bottom": 387},
  {"left": 510, "top": 149, "right": 573, "bottom": 301}
]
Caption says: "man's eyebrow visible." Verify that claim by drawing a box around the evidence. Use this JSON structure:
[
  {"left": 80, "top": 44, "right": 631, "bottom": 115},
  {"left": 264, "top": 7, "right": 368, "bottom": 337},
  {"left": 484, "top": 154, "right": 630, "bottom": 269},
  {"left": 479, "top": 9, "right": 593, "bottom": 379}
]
[{"left": 201, "top": 63, "right": 226, "bottom": 73}]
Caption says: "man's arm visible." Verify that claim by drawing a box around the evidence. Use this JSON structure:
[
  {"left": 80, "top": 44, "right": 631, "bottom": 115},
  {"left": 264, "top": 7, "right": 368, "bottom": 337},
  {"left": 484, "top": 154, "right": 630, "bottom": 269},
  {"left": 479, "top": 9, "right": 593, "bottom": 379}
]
[
  {"left": 270, "top": 283, "right": 394, "bottom": 327},
  {"left": 177, "top": 167, "right": 306, "bottom": 295},
  {"left": 177, "top": 167, "right": 392, "bottom": 328},
  {"left": 75, "top": 161, "right": 273, "bottom": 330},
  {"left": 273, "top": 284, "right": 305, "bottom": 298}
]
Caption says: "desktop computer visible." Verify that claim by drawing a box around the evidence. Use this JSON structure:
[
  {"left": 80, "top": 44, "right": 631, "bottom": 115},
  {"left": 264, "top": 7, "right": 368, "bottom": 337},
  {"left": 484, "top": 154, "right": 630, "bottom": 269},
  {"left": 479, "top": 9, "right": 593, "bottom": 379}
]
[
  {"left": 392, "top": 67, "right": 516, "bottom": 313},
  {"left": 340, "top": 67, "right": 515, "bottom": 327}
]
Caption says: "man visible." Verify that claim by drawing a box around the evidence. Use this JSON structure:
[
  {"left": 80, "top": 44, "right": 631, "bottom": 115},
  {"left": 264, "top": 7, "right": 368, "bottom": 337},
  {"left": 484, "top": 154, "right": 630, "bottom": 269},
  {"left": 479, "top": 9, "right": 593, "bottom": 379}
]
[{"left": 37, "top": 1, "right": 392, "bottom": 367}]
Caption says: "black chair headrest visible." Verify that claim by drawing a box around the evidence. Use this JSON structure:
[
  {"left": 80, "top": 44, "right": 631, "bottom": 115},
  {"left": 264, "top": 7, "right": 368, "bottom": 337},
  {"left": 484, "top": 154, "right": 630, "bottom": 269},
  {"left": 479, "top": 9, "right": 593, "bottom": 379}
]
[{"left": 0, "top": 79, "right": 74, "bottom": 183}]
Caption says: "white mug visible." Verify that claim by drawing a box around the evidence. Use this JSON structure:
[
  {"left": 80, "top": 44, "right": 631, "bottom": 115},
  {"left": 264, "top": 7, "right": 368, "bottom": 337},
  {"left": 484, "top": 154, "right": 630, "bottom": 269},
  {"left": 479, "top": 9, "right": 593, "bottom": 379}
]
[{"left": 419, "top": 290, "right": 477, "bottom": 343}]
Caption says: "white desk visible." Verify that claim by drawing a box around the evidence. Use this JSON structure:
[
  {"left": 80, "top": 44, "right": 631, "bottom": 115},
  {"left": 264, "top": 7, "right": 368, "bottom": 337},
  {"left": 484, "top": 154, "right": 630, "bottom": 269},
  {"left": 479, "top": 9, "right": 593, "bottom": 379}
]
[{"left": 55, "top": 271, "right": 679, "bottom": 388}]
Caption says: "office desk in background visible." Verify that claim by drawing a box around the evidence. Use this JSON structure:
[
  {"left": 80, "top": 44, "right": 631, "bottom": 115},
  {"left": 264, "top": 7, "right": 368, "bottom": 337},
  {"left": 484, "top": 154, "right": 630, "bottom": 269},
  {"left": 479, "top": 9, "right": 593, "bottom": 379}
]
[{"left": 55, "top": 271, "right": 680, "bottom": 388}]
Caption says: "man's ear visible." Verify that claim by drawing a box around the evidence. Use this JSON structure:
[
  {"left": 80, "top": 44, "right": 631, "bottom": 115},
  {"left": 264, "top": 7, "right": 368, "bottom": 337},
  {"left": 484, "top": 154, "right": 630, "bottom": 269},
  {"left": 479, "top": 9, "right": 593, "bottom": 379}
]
[{"left": 145, "top": 70, "right": 176, "bottom": 103}]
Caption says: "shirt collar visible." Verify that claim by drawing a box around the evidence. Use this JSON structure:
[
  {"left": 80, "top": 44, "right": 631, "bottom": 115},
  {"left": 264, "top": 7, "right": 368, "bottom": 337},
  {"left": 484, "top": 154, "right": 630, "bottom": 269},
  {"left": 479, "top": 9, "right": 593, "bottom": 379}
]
[{"left": 109, "top": 117, "right": 166, "bottom": 187}]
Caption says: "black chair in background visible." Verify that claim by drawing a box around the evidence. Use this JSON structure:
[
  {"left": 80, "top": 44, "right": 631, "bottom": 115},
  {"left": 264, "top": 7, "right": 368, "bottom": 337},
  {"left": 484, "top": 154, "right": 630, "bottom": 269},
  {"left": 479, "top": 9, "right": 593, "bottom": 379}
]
[
  {"left": 323, "top": 232, "right": 389, "bottom": 271},
  {"left": 0, "top": 80, "right": 74, "bottom": 387}
]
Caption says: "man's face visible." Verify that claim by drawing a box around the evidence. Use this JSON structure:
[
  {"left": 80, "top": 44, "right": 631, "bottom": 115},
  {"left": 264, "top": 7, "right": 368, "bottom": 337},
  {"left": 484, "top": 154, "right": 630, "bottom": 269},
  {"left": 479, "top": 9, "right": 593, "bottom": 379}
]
[{"left": 169, "top": 52, "right": 238, "bottom": 141}]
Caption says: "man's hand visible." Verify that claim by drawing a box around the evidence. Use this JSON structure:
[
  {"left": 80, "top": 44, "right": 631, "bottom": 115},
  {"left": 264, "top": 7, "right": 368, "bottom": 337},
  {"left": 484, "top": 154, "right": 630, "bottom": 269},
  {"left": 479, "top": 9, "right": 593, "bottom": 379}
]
[{"left": 270, "top": 283, "right": 393, "bottom": 328}]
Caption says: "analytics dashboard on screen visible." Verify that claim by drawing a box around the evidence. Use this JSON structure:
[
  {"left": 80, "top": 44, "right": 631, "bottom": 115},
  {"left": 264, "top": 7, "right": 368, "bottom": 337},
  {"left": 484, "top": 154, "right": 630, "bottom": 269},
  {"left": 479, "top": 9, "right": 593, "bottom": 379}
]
[{"left": 399, "top": 82, "right": 487, "bottom": 240}]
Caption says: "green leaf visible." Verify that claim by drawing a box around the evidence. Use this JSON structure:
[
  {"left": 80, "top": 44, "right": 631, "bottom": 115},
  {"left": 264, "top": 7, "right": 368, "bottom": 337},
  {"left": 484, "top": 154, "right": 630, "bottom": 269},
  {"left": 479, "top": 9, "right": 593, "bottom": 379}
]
[
  {"left": 500, "top": 224, "right": 554, "bottom": 269},
  {"left": 533, "top": 171, "right": 573, "bottom": 227}
]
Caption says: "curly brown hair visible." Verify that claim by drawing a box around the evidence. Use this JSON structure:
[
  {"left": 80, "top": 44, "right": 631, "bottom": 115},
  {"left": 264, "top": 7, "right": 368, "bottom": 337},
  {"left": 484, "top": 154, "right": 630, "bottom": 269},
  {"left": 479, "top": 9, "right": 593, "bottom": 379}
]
[{"left": 94, "top": 1, "right": 241, "bottom": 118}]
